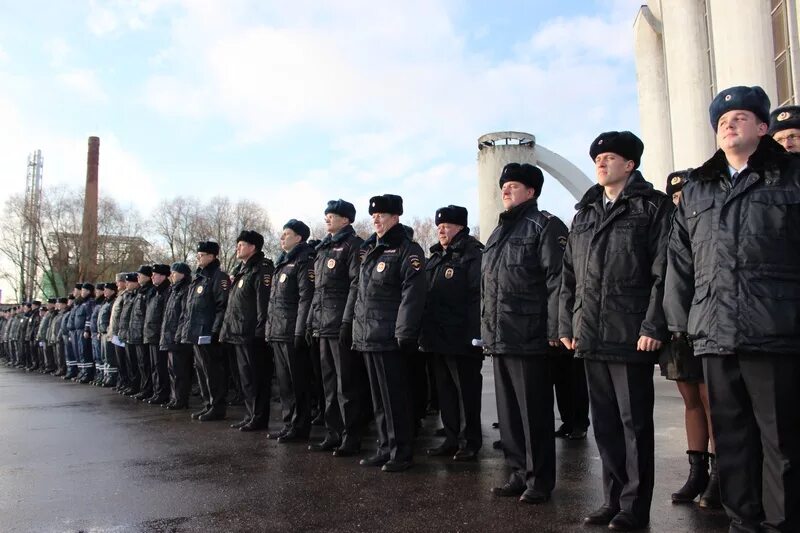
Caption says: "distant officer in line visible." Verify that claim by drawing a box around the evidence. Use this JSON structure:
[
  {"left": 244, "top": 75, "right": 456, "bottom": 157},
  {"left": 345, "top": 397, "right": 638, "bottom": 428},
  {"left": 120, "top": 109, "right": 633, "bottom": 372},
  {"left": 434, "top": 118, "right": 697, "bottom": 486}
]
[
  {"left": 65, "top": 285, "right": 83, "bottom": 380},
  {"left": 143, "top": 264, "right": 172, "bottom": 404},
  {"left": 665, "top": 85, "right": 800, "bottom": 533},
  {"left": 265, "top": 220, "right": 315, "bottom": 442},
  {"left": 75, "top": 283, "right": 96, "bottom": 383},
  {"left": 482, "top": 164, "right": 568, "bottom": 504},
  {"left": 220, "top": 230, "right": 274, "bottom": 431},
  {"left": 307, "top": 199, "right": 369, "bottom": 456},
  {"left": 111, "top": 273, "right": 135, "bottom": 393},
  {"left": 419, "top": 205, "right": 484, "bottom": 461},
  {"left": 129, "top": 266, "right": 155, "bottom": 400},
  {"left": 89, "top": 284, "right": 106, "bottom": 385},
  {"left": 118, "top": 273, "right": 141, "bottom": 395},
  {"left": 352, "top": 194, "right": 427, "bottom": 473},
  {"left": 768, "top": 104, "right": 800, "bottom": 153},
  {"left": 61, "top": 295, "right": 76, "bottom": 379},
  {"left": 560, "top": 131, "right": 671, "bottom": 531},
  {"left": 49, "top": 298, "right": 68, "bottom": 376},
  {"left": 39, "top": 298, "right": 57, "bottom": 373},
  {"left": 160, "top": 262, "right": 193, "bottom": 410},
  {"left": 183, "top": 241, "right": 230, "bottom": 422},
  {"left": 97, "top": 282, "right": 118, "bottom": 387}
]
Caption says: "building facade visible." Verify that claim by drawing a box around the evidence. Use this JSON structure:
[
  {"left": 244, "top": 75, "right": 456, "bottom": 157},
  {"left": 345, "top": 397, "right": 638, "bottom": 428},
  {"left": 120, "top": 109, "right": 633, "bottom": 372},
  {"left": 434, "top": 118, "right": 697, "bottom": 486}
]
[{"left": 633, "top": 0, "right": 799, "bottom": 191}]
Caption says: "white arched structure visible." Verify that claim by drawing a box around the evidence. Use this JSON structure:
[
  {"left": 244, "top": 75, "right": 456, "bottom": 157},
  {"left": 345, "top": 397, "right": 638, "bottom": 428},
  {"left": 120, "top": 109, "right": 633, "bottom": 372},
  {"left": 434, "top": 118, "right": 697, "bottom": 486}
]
[{"left": 477, "top": 131, "right": 593, "bottom": 241}]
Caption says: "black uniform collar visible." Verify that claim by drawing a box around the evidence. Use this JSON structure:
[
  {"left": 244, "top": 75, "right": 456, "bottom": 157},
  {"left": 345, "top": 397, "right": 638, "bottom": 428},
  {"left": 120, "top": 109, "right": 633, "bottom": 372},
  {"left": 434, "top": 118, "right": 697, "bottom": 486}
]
[
  {"left": 576, "top": 170, "right": 654, "bottom": 209},
  {"left": 371, "top": 222, "right": 408, "bottom": 249},
  {"left": 198, "top": 258, "right": 221, "bottom": 277},
  {"left": 694, "top": 134, "right": 786, "bottom": 182},
  {"left": 171, "top": 276, "right": 189, "bottom": 291},
  {"left": 429, "top": 227, "right": 469, "bottom": 255},
  {"left": 498, "top": 198, "right": 538, "bottom": 224},
  {"left": 155, "top": 279, "right": 171, "bottom": 294},
  {"left": 318, "top": 224, "right": 356, "bottom": 249},
  {"left": 276, "top": 241, "right": 311, "bottom": 268}
]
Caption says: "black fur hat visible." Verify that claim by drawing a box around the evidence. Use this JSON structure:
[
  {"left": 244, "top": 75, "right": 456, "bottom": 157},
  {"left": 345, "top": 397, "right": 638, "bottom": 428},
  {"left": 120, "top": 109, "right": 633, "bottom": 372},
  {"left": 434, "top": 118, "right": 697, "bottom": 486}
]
[{"left": 589, "top": 131, "right": 644, "bottom": 169}]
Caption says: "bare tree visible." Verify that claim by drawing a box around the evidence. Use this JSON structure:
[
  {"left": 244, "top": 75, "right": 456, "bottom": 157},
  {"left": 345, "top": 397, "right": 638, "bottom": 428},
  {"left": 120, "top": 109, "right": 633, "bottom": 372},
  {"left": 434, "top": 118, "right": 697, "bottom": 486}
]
[
  {"left": 352, "top": 218, "right": 374, "bottom": 240},
  {"left": 151, "top": 196, "right": 206, "bottom": 264},
  {"left": 408, "top": 216, "right": 437, "bottom": 255}
]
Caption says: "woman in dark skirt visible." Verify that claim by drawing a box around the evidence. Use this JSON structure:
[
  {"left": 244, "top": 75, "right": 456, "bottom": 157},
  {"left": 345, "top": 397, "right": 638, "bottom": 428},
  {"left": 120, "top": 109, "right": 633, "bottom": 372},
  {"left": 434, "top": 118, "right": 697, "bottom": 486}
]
[{"left": 660, "top": 171, "right": 720, "bottom": 509}]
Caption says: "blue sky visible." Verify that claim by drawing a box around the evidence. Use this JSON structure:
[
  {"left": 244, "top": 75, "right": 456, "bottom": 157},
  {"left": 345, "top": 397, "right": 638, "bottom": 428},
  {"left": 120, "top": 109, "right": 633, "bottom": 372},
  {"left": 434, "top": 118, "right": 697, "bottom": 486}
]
[{"left": 0, "top": 0, "right": 643, "bottom": 234}]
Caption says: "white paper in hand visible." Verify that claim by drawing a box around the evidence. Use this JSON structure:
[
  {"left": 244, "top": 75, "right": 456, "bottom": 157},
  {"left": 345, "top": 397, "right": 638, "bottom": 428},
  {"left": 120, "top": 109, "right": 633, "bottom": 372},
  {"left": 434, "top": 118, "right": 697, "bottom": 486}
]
[{"left": 198, "top": 336, "right": 212, "bottom": 345}]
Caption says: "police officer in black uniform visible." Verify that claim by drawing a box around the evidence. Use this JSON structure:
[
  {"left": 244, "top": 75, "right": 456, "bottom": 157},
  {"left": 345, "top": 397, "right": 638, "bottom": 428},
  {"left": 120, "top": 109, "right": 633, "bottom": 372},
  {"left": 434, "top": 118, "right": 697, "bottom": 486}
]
[
  {"left": 182, "top": 241, "right": 230, "bottom": 421},
  {"left": 144, "top": 264, "right": 171, "bottom": 404},
  {"left": 307, "top": 199, "right": 369, "bottom": 456},
  {"left": 352, "top": 194, "right": 427, "bottom": 473},
  {"left": 220, "top": 230, "right": 274, "bottom": 431},
  {"left": 116, "top": 273, "right": 139, "bottom": 394},
  {"left": 482, "top": 164, "right": 567, "bottom": 504},
  {"left": 97, "top": 282, "right": 118, "bottom": 387},
  {"left": 769, "top": 104, "right": 800, "bottom": 153},
  {"left": 265, "top": 220, "right": 315, "bottom": 442},
  {"left": 130, "top": 266, "right": 155, "bottom": 400},
  {"left": 665, "top": 85, "right": 800, "bottom": 533},
  {"left": 161, "top": 262, "right": 193, "bottom": 410},
  {"left": 420, "top": 205, "right": 484, "bottom": 461},
  {"left": 560, "top": 131, "right": 671, "bottom": 531}
]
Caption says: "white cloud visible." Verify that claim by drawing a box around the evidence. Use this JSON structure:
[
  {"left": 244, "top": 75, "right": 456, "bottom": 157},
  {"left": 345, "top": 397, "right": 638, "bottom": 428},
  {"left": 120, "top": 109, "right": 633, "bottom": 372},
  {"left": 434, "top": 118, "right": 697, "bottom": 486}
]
[
  {"left": 0, "top": 45, "right": 8, "bottom": 64},
  {"left": 56, "top": 68, "right": 109, "bottom": 103},
  {"left": 44, "top": 38, "right": 72, "bottom": 68}
]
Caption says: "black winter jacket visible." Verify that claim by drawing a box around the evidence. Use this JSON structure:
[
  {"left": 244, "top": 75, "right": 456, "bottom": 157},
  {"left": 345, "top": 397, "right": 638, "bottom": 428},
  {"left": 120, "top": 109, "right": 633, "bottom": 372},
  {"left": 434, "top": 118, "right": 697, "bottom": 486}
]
[
  {"left": 265, "top": 242, "right": 315, "bottom": 343},
  {"left": 481, "top": 199, "right": 568, "bottom": 356},
  {"left": 128, "top": 281, "right": 154, "bottom": 345},
  {"left": 559, "top": 171, "right": 672, "bottom": 363},
  {"left": 420, "top": 230, "right": 483, "bottom": 356},
  {"left": 116, "top": 291, "right": 136, "bottom": 342},
  {"left": 143, "top": 279, "right": 170, "bottom": 345},
  {"left": 664, "top": 135, "right": 800, "bottom": 356},
  {"left": 309, "top": 225, "right": 363, "bottom": 338},
  {"left": 351, "top": 223, "right": 427, "bottom": 352},
  {"left": 220, "top": 251, "right": 274, "bottom": 344},
  {"left": 97, "top": 296, "right": 114, "bottom": 335},
  {"left": 89, "top": 297, "right": 105, "bottom": 335},
  {"left": 160, "top": 277, "right": 190, "bottom": 350},
  {"left": 180, "top": 259, "right": 229, "bottom": 344}
]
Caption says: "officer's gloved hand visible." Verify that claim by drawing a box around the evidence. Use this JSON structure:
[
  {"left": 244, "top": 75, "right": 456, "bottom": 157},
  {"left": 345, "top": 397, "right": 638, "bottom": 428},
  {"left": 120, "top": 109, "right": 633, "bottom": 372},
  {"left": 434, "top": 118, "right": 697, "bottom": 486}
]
[
  {"left": 294, "top": 335, "right": 308, "bottom": 351},
  {"left": 211, "top": 332, "right": 220, "bottom": 344},
  {"left": 397, "top": 337, "right": 417, "bottom": 355},
  {"left": 339, "top": 322, "right": 353, "bottom": 348},
  {"left": 304, "top": 327, "right": 314, "bottom": 347}
]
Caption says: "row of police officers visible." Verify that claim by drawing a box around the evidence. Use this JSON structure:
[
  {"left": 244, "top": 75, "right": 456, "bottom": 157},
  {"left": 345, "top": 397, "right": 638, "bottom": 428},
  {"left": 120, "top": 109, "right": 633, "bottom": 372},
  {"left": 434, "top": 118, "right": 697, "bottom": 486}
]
[{"left": 1, "top": 84, "right": 798, "bottom": 532}]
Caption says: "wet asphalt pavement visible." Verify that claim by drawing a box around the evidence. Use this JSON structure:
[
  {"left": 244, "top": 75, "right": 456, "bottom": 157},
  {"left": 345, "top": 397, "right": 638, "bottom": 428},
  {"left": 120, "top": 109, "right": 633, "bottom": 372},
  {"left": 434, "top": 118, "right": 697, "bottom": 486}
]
[{"left": 0, "top": 362, "right": 731, "bottom": 533}]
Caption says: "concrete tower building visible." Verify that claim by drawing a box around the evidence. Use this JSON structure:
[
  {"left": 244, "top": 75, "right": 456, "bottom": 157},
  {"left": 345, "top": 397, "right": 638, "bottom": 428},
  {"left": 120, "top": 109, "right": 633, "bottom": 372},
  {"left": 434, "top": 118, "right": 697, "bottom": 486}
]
[
  {"left": 476, "top": 131, "right": 592, "bottom": 240},
  {"left": 633, "top": 0, "right": 799, "bottom": 191}
]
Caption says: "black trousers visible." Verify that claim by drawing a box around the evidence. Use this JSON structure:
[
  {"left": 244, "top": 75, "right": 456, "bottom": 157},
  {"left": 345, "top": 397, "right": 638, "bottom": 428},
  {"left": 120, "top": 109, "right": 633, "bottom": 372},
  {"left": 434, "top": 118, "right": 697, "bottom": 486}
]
[
  {"left": 432, "top": 352, "right": 483, "bottom": 451},
  {"left": 126, "top": 344, "right": 141, "bottom": 391},
  {"left": 551, "top": 349, "right": 590, "bottom": 432},
  {"left": 585, "top": 360, "right": 654, "bottom": 522},
  {"left": 115, "top": 344, "right": 130, "bottom": 388},
  {"left": 234, "top": 340, "right": 272, "bottom": 425},
  {"left": 704, "top": 354, "right": 800, "bottom": 533},
  {"left": 320, "top": 337, "right": 368, "bottom": 446},
  {"left": 193, "top": 343, "right": 227, "bottom": 412},
  {"left": 409, "top": 350, "right": 430, "bottom": 421},
  {"left": 136, "top": 344, "right": 153, "bottom": 396},
  {"left": 364, "top": 350, "right": 413, "bottom": 462},
  {"left": 149, "top": 344, "right": 169, "bottom": 400},
  {"left": 308, "top": 338, "right": 324, "bottom": 415},
  {"left": 493, "top": 355, "right": 555, "bottom": 493},
  {"left": 226, "top": 344, "right": 243, "bottom": 400},
  {"left": 271, "top": 341, "right": 311, "bottom": 434},
  {"left": 55, "top": 341, "right": 66, "bottom": 373},
  {"left": 168, "top": 345, "right": 193, "bottom": 406}
]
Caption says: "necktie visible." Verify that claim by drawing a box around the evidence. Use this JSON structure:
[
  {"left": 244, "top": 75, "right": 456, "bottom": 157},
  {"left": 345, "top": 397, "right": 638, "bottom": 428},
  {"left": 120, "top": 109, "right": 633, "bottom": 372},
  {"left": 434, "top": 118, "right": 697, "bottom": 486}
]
[{"left": 730, "top": 171, "right": 739, "bottom": 187}]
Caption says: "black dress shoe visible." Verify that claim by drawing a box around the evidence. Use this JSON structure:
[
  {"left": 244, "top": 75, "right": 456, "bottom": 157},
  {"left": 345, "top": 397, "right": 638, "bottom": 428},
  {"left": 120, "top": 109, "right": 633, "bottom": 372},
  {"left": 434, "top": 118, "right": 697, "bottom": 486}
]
[
  {"left": 519, "top": 488, "right": 550, "bottom": 504},
  {"left": 277, "top": 431, "right": 309, "bottom": 443},
  {"left": 382, "top": 460, "right": 413, "bottom": 472},
  {"left": 240, "top": 422, "right": 268, "bottom": 432},
  {"left": 311, "top": 413, "right": 325, "bottom": 426},
  {"left": 453, "top": 449, "right": 478, "bottom": 462},
  {"left": 554, "top": 425, "right": 572, "bottom": 438},
  {"left": 492, "top": 440, "right": 503, "bottom": 450},
  {"left": 491, "top": 422, "right": 500, "bottom": 429},
  {"left": 568, "top": 429, "right": 588, "bottom": 440},
  {"left": 230, "top": 419, "right": 250, "bottom": 429},
  {"left": 426, "top": 443, "right": 459, "bottom": 457},
  {"left": 198, "top": 410, "right": 226, "bottom": 422},
  {"left": 332, "top": 445, "right": 361, "bottom": 457},
  {"left": 359, "top": 454, "right": 389, "bottom": 467},
  {"left": 491, "top": 482, "right": 525, "bottom": 497},
  {"left": 583, "top": 505, "right": 620, "bottom": 525},
  {"left": 148, "top": 397, "right": 170, "bottom": 405},
  {"left": 162, "top": 401, "right": 175, "bottom": 409},
  {"left": 608, "top": 511, "right": 647, "bottom": 531},
  {"left": 191, "top": 407, "right": 210, "bottom": 420},
  {"left": 167, "top": 403, "right": 188, "bottom": 410},
  {"left": 267, "top": 429, "right": 289, "bottom": 440},
  {"left": 309, "top": 438, "right": 341, "bottom": 452}
]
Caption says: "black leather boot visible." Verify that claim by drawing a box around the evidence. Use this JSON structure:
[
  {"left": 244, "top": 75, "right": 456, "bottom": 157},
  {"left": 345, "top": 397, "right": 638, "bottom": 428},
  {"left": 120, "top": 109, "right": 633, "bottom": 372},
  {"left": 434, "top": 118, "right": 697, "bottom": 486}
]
[
  {"left": 671, "top": 450, "right": 709, "bottom": 503},
  {"left": 698, "top": 453, "right": 722, "bottom": 509}
]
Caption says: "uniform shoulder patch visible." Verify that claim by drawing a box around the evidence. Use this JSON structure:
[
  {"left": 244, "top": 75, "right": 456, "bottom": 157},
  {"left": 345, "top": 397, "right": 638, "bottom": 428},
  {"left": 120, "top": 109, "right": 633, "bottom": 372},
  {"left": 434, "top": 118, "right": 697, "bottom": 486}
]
[
  {"left": 557, "top": 235, "right": 567, "bottom": 250},
  {"left": 220, "top": 278, "right": 229, "bottom": 291},
  {"left": 263, "top": 273, "right": 272, "bottom": 287},
  {"left": 541, "top": 210, "right": 554, "bottom": 219},
  {"left": 359, "top": 249, "right": 367, "bottom": 263},
  {"left": 408, "top": 254, "right": 422, "bottom": 271},
  {"left": 308, "top": 268, "right": 315, "bottom": 282}
]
